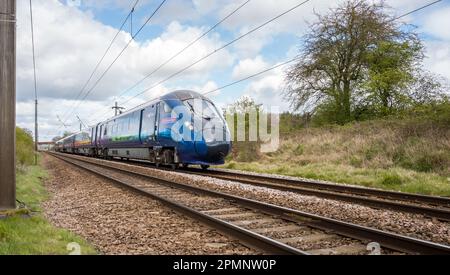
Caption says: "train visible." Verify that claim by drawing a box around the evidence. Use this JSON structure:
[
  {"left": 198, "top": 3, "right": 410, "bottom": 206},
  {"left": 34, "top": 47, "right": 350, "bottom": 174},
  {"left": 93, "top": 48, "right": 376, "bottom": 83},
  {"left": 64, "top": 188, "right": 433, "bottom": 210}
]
[{"left": 55, "top": 90, "right": 232, "bottom": 170}]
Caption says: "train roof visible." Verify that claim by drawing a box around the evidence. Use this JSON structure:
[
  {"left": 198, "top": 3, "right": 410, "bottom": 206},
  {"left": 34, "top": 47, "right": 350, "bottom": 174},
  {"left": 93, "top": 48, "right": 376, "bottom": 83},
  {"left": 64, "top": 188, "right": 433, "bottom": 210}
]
[
  {"left": 101, "top": 90, "right": 211, "bottom": 123},
  {"left": 52, "top": 91, "right": 213, "bottom": 140},
  {"left": 160, "top": 90, "right": 210, "bottom": 101},
  {"left": 55, "top": 130, "right": 87, "bottom": 143}
]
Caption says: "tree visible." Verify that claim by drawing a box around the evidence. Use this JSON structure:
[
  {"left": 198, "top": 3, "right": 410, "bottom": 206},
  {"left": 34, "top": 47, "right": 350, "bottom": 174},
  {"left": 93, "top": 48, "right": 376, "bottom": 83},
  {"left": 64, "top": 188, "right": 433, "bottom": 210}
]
[
  {"left": 225, "top": 96, "right": 262, "bottom": 162},
  {"left": 364, "top": 40, "right": 423, "bottom": 115},
  {"left": 284, "top": 0, "right": 422, "bottom": 124},
  {"left": 225, "top": 95, "right": 262, "bottom": 114},
  {"left": 408, "top": 70, "right": 449, "bottom": 105}
]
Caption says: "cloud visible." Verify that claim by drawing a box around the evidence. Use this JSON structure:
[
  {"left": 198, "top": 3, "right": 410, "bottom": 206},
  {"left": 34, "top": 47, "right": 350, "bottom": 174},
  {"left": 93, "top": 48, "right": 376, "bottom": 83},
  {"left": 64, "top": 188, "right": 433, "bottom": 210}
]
[
  {"left": 17, "top": 0, "right": 232, "bottom": 103},
  {"left": 422, "top": 6, "right": 450, "bottom": 40},
  {"left": 232, "top": 55, "right": 268, "bottom": 80},
  {"left": 70, "top": 0, "right": 151, "bottom": 11},
  {"left": 192, "top": 0, "right": 224, "bottom": 15},
  {"left": 424, "top": 41, "right": 450, "bottom": 80},
  {"left": 17, "top": 0, "right": 234, "bottom": 139},
  {"left": 218, "top": 0, "right": 332, "bottom": 57},
  {"left": 15, "top": 0, "right": 450, "bottom": 141},
  {"left": 240, "top": 59, "right": 291, "bottom": 112}
]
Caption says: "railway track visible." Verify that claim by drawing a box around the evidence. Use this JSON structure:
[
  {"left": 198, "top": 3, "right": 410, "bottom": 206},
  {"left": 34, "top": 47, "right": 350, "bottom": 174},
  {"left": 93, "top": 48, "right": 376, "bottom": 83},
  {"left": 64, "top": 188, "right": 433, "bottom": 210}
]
[
  {"left": 179, "top": 167, "right": 450, "bottom": 221},
  {"left": 83, "top": 156, "right": 450, "bottom": 221},
  {"left": 49, "top": 152, "right": 450, "bottom": 255}
]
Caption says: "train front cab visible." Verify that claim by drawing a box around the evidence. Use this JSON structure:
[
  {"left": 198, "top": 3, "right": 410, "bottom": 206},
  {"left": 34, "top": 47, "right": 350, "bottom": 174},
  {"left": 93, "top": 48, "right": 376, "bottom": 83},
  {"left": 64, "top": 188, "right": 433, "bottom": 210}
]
[{"left": 159, "top": 91, "right": 232, "bottom": 169}]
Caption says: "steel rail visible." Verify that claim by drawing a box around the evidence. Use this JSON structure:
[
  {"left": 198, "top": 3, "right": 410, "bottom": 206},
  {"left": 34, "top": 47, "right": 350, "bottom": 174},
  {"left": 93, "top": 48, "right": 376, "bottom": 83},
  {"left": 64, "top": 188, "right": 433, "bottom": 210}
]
[
  {"left": 50, "top": 153, "right": 307, "bottom": 255},
  {"left": 176, "top": 168, "right": 450, "bottom": 221},
  {"left": 50, "top": 152, "right": 450, "bottom": 255},
  {"left": 188, "top": 168, "right": 450, "bottom": 207},
  {"left": 85, "top": 156, "right": 450, "bottom": 221}
]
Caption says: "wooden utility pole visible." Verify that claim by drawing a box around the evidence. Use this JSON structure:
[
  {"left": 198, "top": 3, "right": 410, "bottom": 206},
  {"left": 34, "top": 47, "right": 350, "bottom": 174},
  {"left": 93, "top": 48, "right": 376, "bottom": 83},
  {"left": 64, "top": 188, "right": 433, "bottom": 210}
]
[{"left": 0, "top": 0, "right": 16, "bottom": 210}]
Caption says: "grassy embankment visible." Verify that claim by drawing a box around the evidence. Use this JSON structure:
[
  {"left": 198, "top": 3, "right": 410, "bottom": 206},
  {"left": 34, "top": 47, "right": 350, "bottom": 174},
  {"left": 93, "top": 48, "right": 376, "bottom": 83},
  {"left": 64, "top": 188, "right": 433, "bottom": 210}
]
[
  {"left": 225, "top": 110, "right": 450, "bottom": 196},
  {"left": 0, "top": 128, "right": 96, "bottom": 255}
]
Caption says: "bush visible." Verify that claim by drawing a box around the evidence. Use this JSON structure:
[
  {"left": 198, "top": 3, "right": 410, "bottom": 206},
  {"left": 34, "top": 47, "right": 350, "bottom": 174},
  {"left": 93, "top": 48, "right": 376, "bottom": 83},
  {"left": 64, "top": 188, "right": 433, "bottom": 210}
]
[
  {"left": 16, "top": 128, "right": 35, "bottom": 167},
  {"left": 232, "top": 142, "right": 260, "bottom": 162},
  {"left": 380, "top": 172, "right": 403, "bottom": 186}
]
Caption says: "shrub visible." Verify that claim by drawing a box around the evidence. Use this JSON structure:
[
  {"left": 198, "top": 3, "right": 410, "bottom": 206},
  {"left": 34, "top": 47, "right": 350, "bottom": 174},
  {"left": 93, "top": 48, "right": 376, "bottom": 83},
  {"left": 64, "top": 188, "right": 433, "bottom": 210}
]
[
  {"left": 232, "top": 142, "right": 260, "bottom": 162},
  {"left": 380, "top": 172, "right": 403, "bottom": 186},
  {"left": 16, "top": 128, "right": 35, "bottom": 167}
]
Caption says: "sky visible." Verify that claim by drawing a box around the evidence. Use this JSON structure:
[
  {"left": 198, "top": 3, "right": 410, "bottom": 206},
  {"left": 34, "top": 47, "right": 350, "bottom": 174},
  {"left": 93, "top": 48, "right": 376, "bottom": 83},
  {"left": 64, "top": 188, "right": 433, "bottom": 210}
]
[{"left": 14, "top": 0, "right": 450, "bottom": 141}]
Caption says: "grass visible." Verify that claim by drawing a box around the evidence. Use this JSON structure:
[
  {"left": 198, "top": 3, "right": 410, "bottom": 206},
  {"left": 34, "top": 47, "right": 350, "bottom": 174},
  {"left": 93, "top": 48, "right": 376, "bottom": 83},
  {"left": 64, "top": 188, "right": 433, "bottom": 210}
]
[
  {"left": 0, "top": 164, "right": 97, "bottom": 255},
  {"left": 223, "top": 161, "right": 450, "bottom": 196},
  {"left": 225, "top": 117, "right": 450, "bottom": 196}
]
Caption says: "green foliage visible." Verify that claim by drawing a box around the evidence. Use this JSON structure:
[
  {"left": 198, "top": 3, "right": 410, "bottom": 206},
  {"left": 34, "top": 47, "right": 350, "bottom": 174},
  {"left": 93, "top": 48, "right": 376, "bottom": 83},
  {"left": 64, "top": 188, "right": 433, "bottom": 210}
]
[
  {"left": 394, "top": 147, "right": 449, "bottom": 174},
  {"left": 225, "top": 96, "right": 263, "bottom": 162},
  {"left": 16, "top": 128, "right": 35, "bottom": 167},
  {"left": 311, "top": 101, "right": 346, "bottom": 126},
  {"left": 224, "top": 161, "right": 450, "bottom": 196},
  {"left": 364, "top": 40, "right": 422, "bottom": 116},
  {"left": 364, "top": 141, "right": 386, "bottom": 161},
  {"left": 405, "top": 100, "right": 450, "bottom": 126},
  {"left": 379, "top": 172, "right": 403, "bottom": 186},
  {"left": 350, "top": 156, "right": 363, "bottom": 167},
  {"left": 0, "top": 165, "right": 96, "bottom": 255},
  {"left": 279, "top": 112, "right": 308, "bottom": 133},
  {"left": 226, "top": 112, "right": 450, "bottom": 196},
  {"left": 284, "top": 0, "right": 447, "bottom": 125}
]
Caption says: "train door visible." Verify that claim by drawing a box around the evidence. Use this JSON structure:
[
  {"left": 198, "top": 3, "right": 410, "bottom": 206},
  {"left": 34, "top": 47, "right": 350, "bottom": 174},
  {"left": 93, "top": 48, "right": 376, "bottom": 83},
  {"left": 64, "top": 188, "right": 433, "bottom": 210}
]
[
  {"left": 94, "top": 125, "right": 98, "bottom": 145},
  {"left": 98, "top": 124, "right": 103, "bottom": 147},
  {"left": 140, "top": 104, "right": 158, "bottom": 145},
  {"left": 91, "top": 127, "right": 95, "bottom": 145}
]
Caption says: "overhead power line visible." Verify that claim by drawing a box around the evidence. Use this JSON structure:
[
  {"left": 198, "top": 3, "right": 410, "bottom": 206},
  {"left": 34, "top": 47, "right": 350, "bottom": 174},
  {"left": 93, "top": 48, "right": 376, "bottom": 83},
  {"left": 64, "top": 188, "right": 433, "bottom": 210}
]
[
  {"left": 64, "top": 0, "right": 140, "bottom": 115},
  {"left": 91, "top": 0, "right": 252, "bottom": 122},
  {"left": 58, "top": 0, "right": 444, "bottom": 134},
  {"left": 53, "top": 0, "right": 140, "bottom": 135},
  {"left": 116, "top": 0, "right": 251, "bottom": 100},
  {"left": 205, "top": 0, "right": 446, "bottom": 96},
  {"left": 394, "top": 0, "right": 442, "bottom": 20},
  {"left": 203, "top": 57, "right": 299, "bottom": 96},
  {"left": 120, "top": 0, "right": 311, "bottom": 107},
  {"left": 61, "top": 0, "right": 166, "bottom": 128},
  {"left": 76, "top": 0, "right": 167, "bottom": 104}
]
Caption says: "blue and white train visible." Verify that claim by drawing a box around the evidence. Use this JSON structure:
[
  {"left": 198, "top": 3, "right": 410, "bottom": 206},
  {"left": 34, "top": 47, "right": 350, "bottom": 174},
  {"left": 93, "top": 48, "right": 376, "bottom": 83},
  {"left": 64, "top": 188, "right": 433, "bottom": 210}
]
[{"left": 55, "top": 90, "right": 232, "bottom": 169}]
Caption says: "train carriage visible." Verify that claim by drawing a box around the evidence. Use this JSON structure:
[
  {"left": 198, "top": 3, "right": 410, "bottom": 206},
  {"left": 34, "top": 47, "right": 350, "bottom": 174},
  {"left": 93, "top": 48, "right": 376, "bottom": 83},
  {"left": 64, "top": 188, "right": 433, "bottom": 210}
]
[{"left": 56, "top": 91, "right": 232, "bottom": 169}]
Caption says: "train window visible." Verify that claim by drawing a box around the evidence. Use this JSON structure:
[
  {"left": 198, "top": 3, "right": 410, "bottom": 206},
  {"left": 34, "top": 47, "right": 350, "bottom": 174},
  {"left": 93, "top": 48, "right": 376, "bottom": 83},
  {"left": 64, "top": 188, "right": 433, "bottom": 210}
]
[
  {"left": 183, "top": 99, "right": 223, "bottom": 120},
  {"left": 161, "top": 102, "right": 172, "bottom": 114},
  {"left": 141, "top": 105, "right": 157, "bottom": 138}
]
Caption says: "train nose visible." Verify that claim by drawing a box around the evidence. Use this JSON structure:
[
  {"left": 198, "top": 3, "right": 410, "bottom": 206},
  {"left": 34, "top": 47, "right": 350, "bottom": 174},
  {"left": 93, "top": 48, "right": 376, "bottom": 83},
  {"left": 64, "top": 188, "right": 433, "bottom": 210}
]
[
  {"left": 194, "top": 140, "right": 231, "bottom": 160},
  {"left": 206, "top": 142, "right": 231, "bottom": 161},
  {"left": 194, "top": 119, "right": 232, "bottom": 161}
]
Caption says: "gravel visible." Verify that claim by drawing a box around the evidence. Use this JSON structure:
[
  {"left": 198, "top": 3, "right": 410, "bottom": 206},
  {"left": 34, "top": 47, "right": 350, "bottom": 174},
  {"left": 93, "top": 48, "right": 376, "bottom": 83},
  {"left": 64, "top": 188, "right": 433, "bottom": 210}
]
[
  {"left": 41, "top": 155, "right": 257, "bottom": 255},
  {"left": 68, "top": 155, "right": 450, "bottom": 246}
]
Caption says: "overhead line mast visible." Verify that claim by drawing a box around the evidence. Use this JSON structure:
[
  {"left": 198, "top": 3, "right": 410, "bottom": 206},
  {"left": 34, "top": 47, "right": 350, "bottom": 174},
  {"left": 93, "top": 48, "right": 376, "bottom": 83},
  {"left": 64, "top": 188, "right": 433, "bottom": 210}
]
[{"left": 30, "top": 0, "right": 38, "bottom": 165}]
